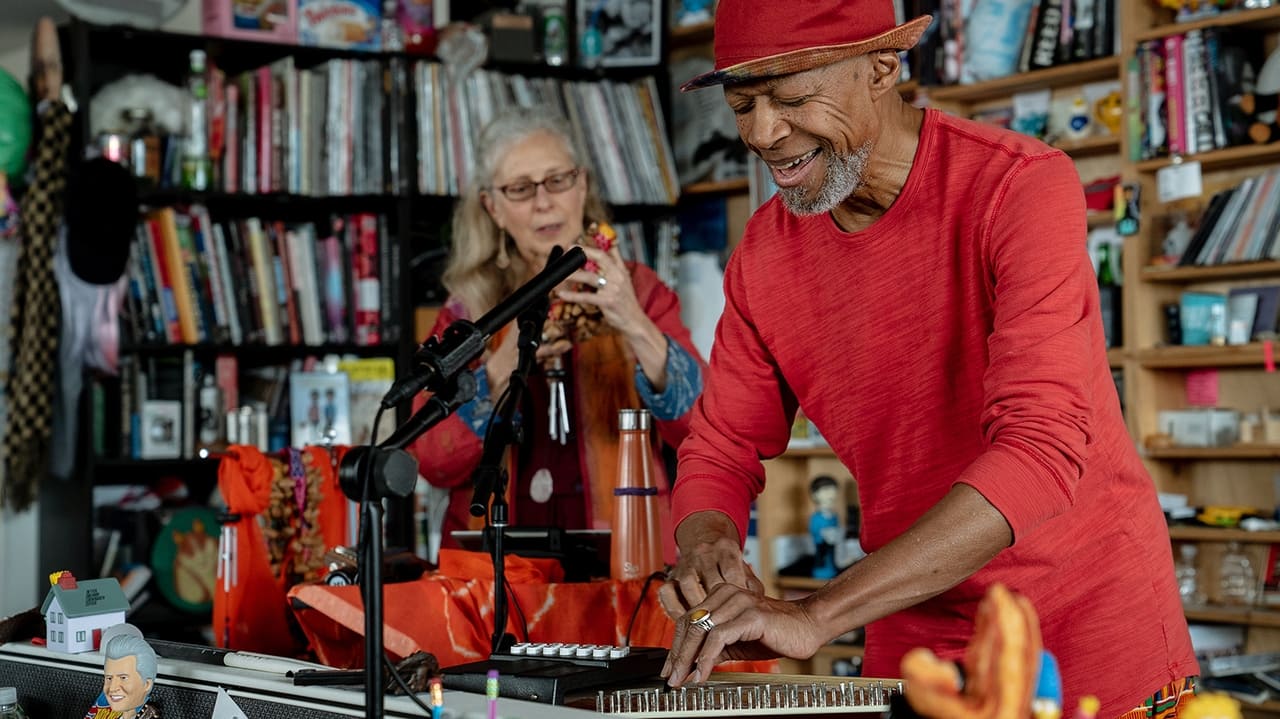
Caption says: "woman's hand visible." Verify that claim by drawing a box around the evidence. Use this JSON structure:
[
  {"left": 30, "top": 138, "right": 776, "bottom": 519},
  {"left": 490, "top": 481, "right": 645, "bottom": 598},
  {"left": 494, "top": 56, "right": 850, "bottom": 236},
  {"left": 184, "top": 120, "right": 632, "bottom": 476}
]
[
  {"left": 558, "top": 244, "right": 651, "bottom": 338},
  {"left": 557, "top": 243, "right": 670, "bottom": 388}
]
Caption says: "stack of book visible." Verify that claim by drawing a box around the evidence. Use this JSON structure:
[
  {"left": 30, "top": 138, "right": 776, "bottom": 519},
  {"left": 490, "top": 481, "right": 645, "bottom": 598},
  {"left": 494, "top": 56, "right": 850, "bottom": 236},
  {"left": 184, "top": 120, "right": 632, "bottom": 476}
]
[
  {"left": 1131, "top": 28, "right": 1264, "bottom": 161},
  {"left": 120, "top": 205, "right": 399, "bottom": 349},
  {"left": 1176, "top": 167, "right": 1280, "bottom": 267},
  {"left": 414, "top": 64, "right": 680, "bottom": 206}
]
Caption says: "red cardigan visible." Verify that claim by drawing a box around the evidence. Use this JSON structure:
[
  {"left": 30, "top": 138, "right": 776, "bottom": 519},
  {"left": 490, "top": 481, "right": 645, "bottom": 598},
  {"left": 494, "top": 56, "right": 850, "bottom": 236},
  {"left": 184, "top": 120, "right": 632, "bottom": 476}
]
[{"left": 415, "top": 261, "right": 705, "bottom": 544}]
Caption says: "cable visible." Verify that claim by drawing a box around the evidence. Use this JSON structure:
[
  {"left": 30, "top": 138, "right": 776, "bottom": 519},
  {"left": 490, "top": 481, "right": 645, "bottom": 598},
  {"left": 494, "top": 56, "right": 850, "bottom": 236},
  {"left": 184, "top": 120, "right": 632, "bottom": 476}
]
[
  {"left": 624, "top": 568, "right": 669, "bottom": 647},
  {"left": 505, "top": 581, "right": 530, "bottom": 642},
  {"left": 382, "top": 651, "right": 435, "bottom": 715}
]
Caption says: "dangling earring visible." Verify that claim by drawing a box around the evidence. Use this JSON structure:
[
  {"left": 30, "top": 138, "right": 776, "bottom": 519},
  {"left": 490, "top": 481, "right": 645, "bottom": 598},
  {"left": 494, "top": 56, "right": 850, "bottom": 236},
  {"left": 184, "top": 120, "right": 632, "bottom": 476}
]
[{"left": 495, "top": 225, "right": 511, "bottom": 269}]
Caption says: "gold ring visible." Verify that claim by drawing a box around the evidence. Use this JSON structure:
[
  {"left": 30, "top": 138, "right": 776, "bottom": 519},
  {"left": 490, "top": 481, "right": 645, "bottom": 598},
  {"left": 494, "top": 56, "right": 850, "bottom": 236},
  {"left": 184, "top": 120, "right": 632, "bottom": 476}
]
[{"left": 689, "top": 608, "right": 714, "bottom": 631}]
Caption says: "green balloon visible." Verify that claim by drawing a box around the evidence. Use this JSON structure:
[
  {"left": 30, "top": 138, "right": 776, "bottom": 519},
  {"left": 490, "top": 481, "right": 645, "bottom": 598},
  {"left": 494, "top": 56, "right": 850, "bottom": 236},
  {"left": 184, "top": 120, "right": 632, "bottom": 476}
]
[{"left": 0, "top": 68, "right": 31, "bottom": 180}]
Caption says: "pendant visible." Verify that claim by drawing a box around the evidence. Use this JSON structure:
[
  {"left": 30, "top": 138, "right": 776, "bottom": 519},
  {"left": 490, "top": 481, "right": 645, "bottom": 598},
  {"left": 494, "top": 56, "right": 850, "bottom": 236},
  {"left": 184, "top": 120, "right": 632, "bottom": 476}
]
[
  {"left": 529, "top": 468, "right": 554, "bottom": 504},
  {"left": 546, "top": 356, "right": 569, "bottom": 445}
]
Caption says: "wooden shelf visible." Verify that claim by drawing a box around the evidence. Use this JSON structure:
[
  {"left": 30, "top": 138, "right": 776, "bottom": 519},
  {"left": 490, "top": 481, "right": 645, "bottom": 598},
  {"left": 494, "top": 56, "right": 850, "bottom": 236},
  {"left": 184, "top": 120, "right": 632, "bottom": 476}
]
[
  {"left": 897, "top": 79, "right": 920, "bottom": 95},
  {"left": 776, "top": 576, "right": 827, "bottom": 591},
  {"left": 1148, "top": 446, "right": 1280, "bottom": 460},
  {"left": 1107, "top": 347, "right": 1126, "bottom": 368},
  {"left": 1141, "top": 260, "right": 1280, "bottom": 283},
  {"left": 1135, "top": 141, "right": 1280, "bottom": 174},
  {"left": 1170, "top": 526, "right": 1280, "bottom": 543},
  {"left": 780, "top": 445, "right": 837, "bottom": 458},
  {"left": 1136, "top": 343, "right": 1274, "bottom": 368},
  {"left": 1088, "top": 209, "right": 1116, "bottom": 228},
  {"left": 924, "top": 56, "right": 1120, "bottom": 105},
  {"left": 120, "top": 341, "right": 398, "bottom": 358},
  {"left": 681, "top": 177, "right": 749, "bottom": 196},
  {"left": 1135, "top": 5, "right": 1280, "bottom": 42},
  {"left": 1185, "top": 606, "right": 1280, "bottom": 629},
  {"left": 669, "top": 19, "right": 714, "bottom": 49},
  {"left": 1053, "top": 135, "right": 1121, "bottom": 158},
  {"left": 813, "top": 643, "right": 864, "bottom": 659}
]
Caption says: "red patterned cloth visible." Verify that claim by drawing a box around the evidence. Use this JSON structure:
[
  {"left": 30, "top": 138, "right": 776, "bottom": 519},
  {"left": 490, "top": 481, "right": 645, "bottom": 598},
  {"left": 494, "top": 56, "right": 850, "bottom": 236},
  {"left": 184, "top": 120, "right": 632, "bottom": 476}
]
[{"left": 289, "top": 548, "right": 776, "bottom": 675}]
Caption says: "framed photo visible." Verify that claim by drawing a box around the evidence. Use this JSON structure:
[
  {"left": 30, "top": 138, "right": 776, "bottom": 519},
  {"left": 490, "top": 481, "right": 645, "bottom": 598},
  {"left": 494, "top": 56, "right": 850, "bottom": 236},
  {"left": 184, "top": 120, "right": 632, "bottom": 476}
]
[
  {"left": 580, "top": 0, "right": 661, "bottom": 67},
  {"left": 140, "top": 400, "right": 183, "bottom": 459},
  {"left": 289, "top": 371, "right": 351, "bottom": 448}
]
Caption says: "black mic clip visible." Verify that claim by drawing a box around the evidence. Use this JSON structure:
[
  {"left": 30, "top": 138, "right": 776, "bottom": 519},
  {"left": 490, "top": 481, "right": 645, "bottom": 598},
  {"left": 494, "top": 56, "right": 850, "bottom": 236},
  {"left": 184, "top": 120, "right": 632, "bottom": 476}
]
[{"left": 381, "top": 320, "right": 486, "bottom": 409}]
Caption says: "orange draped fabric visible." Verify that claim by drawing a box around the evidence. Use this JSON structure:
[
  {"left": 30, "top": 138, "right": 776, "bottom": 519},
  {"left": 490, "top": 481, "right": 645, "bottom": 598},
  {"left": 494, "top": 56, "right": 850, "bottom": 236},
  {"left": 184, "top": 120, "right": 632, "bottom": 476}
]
[
  {"left": 213, "top": 444, "right": 294, "bottom": 654},
  {"left": 213, "top": 444, "right": 354, "bottom": 654},
  {"left": 288, "top": 548, "right": 777, "bottom": 676}
]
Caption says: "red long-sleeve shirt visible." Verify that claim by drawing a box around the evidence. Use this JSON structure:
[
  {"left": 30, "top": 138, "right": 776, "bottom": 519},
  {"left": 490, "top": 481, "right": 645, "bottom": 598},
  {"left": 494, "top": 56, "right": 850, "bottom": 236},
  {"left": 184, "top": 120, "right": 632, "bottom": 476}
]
[{"left": 673, "top": 109, "right": 1197, "bottom": 716}]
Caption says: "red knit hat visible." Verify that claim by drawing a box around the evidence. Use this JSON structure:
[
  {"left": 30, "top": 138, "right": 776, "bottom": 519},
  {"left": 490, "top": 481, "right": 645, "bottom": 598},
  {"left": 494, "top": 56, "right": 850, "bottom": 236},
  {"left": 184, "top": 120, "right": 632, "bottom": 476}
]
[{"left": 681, "top": 0, "right": 933, "bottom": 91}]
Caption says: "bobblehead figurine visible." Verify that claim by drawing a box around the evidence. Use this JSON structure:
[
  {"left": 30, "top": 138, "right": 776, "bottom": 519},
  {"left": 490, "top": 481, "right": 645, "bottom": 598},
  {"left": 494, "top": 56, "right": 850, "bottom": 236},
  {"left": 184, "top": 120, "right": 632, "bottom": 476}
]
[
  {"left": 87, "top": 632, "right": 159, "bottom": 719},
  {"left": 809, "top": 475, "right": 843, "bottom": 580}
]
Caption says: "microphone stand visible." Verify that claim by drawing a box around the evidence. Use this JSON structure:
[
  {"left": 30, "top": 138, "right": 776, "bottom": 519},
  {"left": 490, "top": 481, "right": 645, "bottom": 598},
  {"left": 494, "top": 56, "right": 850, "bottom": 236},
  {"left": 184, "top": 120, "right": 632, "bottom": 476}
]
[
  {"left": 309, "top": 372, "right": 478, "bottom": 717},
  {"left": 296, "top": 246, "right": 585, "bottom": 714},
  {"left": 469, "top": 293, "right": 548, "bottom": 655}
]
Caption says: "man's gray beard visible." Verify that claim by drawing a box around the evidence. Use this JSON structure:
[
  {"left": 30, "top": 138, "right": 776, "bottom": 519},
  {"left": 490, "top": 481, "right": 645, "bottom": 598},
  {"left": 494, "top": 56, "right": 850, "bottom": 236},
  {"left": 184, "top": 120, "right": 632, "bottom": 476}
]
[{"left": 776, "top": 141, "right": 873, "bottom": 216}]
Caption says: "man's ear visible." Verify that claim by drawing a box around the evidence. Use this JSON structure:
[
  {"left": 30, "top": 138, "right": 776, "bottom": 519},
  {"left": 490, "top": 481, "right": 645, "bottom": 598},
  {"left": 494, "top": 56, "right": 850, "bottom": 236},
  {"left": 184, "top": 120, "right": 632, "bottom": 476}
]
[{"left": 867, "top": 50, "right": 902, "bottom": 99}]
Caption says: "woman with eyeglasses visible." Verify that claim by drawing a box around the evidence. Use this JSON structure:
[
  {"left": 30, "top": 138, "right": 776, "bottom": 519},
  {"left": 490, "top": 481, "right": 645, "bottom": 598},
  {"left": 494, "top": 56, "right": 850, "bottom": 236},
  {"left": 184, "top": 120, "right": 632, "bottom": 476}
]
[{"left": 413, "top": 106, "right": 707, "bottom": 553}]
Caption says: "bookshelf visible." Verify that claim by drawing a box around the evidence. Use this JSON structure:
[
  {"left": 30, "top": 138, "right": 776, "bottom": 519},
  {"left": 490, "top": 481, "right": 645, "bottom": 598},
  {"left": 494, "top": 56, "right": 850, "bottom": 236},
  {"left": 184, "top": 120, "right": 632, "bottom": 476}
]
[
  {"left": 1121, "top": 3, "right": 1280, "bottom": 706},
  {"left": 670, "top": 1, "right": 1268, "bottom": 699},
  {"left": 56, "top": 16, "right": 683, "bottom": 638},
  {"left": 924, "top": 55, "right": 1122, "bottom": 104}
]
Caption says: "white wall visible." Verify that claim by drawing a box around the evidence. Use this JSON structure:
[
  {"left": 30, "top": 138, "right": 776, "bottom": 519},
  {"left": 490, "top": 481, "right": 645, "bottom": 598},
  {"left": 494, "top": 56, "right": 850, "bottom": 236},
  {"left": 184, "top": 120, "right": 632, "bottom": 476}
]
[
  {"left": 0, "top": 508, "right": 39, "bottom": 615},
  {"left": 0, "top": 1, "right": 202, "bottom": 90},
  {"left": 0, "top": 47, "right": 31, "bottom": 88},
  {"left": 0, "top": 2, "right": 202, "bottom": 618}
]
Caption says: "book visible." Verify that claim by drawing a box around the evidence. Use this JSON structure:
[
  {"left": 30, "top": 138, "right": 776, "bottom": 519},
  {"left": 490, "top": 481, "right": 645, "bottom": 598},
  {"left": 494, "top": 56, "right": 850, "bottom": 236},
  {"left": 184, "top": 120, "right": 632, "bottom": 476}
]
[
  {"left": 337, "top": 357, "right": 396, "bottom": 446},
  {"left": 1141, "top": 39, "right": 1169, "bottom": 159},
  {"left": 1027, "top": 0, "right": 1065, "bottom": 70},
  {"left": 1164, "top": 33, "right": 1187, "bottom": 156},
  {"left": 288, "top": 371, "right": 351, "bottom": 448}
]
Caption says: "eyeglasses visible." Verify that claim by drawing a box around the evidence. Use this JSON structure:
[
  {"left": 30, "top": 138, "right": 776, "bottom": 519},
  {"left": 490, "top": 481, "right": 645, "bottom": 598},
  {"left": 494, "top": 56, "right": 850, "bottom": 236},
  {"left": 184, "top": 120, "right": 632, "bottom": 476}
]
[{"left": 492, "top": 168, "right": 582, "bottom": 201}]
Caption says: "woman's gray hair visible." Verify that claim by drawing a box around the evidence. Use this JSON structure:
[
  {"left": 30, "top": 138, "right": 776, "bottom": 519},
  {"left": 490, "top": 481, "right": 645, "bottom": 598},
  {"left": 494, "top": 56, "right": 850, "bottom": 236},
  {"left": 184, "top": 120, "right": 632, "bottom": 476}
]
[
  {"left": 444, "top": 105, "right": 609, "bottom": 318},
  {"left": 471, "top": 107, "right": 583, "bottom": 194},
  {"left": 104, "top": 634, "right": 158, "bottom": 682}
]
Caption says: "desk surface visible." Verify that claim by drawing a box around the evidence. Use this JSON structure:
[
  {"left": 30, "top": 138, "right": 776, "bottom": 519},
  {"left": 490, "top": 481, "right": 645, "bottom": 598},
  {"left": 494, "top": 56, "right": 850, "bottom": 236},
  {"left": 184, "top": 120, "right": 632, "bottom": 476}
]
[{"left": 0, "top": 641, "right": 599, "bottom": 718}]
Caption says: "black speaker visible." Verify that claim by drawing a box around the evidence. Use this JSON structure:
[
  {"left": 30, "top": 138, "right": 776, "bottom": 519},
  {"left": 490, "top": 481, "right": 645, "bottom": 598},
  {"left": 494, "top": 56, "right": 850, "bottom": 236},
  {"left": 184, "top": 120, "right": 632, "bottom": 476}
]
[{"left": 1164, "top": 302, "right": 1183, "bottom": 346}]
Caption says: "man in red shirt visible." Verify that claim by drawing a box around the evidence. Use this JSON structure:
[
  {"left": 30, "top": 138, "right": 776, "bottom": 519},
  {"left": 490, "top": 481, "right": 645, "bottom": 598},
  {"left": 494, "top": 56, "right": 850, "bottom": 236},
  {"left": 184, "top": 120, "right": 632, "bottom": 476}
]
[{"left": 658, "top": 2, "right": 1198, "bottom": 716}]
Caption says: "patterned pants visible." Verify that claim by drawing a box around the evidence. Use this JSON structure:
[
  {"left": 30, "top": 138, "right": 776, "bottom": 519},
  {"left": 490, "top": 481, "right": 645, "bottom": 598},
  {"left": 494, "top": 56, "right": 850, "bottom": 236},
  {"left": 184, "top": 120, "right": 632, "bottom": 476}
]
[{"left": 1117, "top": 677, "right": 1198, "bottom": 719}]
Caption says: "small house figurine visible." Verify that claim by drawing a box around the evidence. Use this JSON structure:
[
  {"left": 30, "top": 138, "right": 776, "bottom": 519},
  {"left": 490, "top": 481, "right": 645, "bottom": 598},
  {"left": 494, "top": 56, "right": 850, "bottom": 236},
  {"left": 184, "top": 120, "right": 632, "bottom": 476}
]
[{"left": 41, "top": 571, "right": 129, "bottom": 653}]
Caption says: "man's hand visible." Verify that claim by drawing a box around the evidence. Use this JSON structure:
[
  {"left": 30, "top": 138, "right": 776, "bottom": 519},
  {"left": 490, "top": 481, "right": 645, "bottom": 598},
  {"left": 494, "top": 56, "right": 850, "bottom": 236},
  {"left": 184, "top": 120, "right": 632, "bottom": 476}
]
[
  {"left": 658, "top": 511, "right": 760, "bottom": 621},
  {"left": 660, "top": 583, "right": 829, "bottom": 686}
]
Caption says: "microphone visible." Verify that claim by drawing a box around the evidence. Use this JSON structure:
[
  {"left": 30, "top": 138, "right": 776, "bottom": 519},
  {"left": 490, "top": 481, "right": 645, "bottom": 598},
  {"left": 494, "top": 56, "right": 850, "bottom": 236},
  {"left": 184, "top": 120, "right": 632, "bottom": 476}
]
[{"left": 380, "top": 245, "right": 586, "bottom": 409}]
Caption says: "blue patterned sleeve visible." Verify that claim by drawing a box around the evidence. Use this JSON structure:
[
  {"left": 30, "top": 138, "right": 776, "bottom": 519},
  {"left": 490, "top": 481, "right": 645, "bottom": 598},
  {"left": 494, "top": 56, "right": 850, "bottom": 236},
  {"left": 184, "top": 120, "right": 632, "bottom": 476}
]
[
  {"left": 635, "top": 337, "right": 703, "bottom": 421},
  {"left": 454, "top": 367, "right": 495, "bottom": 438}
]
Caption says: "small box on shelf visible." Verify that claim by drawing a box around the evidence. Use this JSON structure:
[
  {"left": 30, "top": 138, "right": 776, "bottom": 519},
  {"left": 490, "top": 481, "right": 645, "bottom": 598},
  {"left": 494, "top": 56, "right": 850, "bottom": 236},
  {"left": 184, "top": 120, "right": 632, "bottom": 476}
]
[
  {"left": 298, "top": 0, "right": 381, "bottom": 50},
  {"left": 203, "top": 0, "right": 298, "bottom": 43},
  {"left": 1157, "top": 408, "right": 1241, "bottom": 447}
]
